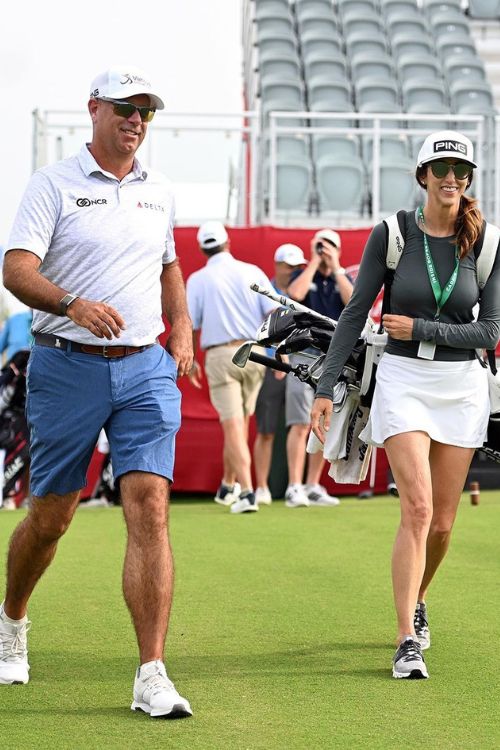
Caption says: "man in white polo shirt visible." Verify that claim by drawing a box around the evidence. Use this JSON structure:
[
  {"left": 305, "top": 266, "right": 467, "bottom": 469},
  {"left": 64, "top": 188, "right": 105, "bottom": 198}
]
[
  {"left": 0, "top": 65, "right": 193, "bottom": 718},
  {"left": 187, "top": 222, "right": 276, "bottom": 514}
]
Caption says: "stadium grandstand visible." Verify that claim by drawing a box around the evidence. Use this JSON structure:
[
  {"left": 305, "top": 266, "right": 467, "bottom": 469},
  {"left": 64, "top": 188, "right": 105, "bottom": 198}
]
[
  {"left": 244, "top": 0, "right": 500, "bottom": 226},
  {"left": 20, "top": 0, "right": 500, "bottom": 495}
]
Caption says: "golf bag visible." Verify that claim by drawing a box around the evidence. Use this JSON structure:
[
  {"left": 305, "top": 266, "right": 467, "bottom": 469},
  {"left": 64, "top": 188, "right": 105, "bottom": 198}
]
[
  {"left": 236, "top": 295, "right": 500, "bottom": 468},
  {"left": 93, "top": 452, "right": 120, "bottom": 505},
  {"left": 0, "top": 350, "right": 31, "bottom": 495},
  {"left": 255, "top": 306, "right": 382, "bottom": 402},
  {"left": 482, "top": 350, "right": 500, "bottom": 464}
]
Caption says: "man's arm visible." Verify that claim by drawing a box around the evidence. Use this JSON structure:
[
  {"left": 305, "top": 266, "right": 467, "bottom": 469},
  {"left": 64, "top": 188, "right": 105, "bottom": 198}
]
[
  {"left": 3, "top": 250, "right": 125, "bottom": 339},
  {"left": 287, "top": 241, "right": 321, "bottom": 300},
  {"left": 287, "top": 258, "right": 321, "bottom": 301},
  {"left": 318, "top": 241, "right": 353, "bottom": 306},
  {"left": 161, "top": 259, "right": 193, "bottom": 378}
]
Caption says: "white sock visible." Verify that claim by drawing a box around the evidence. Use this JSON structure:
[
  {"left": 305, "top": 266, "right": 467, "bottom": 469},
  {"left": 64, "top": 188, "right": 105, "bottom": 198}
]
[{"left": 0, "top": 602, "right": 28, "bottom": 625}]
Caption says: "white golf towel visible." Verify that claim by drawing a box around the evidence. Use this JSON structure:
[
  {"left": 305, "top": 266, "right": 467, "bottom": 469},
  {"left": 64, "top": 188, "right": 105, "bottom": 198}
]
[{"left": 306, "top": 391, "right": 372, "bottom": 484}]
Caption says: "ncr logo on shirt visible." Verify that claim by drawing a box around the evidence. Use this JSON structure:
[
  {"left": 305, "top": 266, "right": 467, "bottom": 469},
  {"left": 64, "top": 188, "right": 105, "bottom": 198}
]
[{"left": 76, "top": 198, "right": 107, "bottom": 207}]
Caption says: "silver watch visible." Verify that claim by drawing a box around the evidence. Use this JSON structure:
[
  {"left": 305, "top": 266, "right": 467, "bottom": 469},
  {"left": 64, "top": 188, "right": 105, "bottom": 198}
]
[{"left": 59, "top": 293, "right": 80, "bottom": 316}]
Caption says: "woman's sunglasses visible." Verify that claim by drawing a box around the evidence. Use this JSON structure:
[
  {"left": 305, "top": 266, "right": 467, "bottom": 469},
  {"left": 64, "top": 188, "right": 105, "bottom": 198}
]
[
  {"left": 98, "top": 97, "right": 156, "bottom": 123},
  {"left": 429, "top": 161, "right": 473, "bottom": 180}
]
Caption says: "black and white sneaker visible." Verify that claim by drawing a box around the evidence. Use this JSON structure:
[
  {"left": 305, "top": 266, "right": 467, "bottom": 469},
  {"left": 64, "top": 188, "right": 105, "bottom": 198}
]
[
  {"left": 230, "top": 491, "right": 258, "bottom": 514},
  {"left": 214, "top": 482, "right": 241, "bottom": 507},
  {"left": 414, "top": 602, "right": 430, "bottom": 650},
  {"left": 392, "top": 637, "right": 429, "bottom": 679}
]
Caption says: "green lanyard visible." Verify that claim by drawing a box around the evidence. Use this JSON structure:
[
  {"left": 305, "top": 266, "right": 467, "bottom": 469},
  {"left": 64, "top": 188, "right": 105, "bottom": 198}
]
[{"left": 418, "top": 207, "right": 460, "bottom": 321}]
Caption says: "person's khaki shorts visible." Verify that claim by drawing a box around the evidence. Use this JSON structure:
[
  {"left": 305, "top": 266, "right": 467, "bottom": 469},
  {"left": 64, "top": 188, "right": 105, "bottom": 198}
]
[{"left": 205, "top": 344, "right": 265, "bottom": 422}]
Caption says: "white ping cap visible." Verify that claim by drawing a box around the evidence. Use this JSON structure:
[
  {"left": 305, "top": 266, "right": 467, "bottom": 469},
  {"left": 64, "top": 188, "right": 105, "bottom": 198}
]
[{"left": 416, "top": 130, "right": 477, "bottom": 168}]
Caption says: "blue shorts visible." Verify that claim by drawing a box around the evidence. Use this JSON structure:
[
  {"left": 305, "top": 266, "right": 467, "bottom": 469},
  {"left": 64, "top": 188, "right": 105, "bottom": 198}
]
[{"left": 26, "top": 343, "right": 181, "bottom": 497}]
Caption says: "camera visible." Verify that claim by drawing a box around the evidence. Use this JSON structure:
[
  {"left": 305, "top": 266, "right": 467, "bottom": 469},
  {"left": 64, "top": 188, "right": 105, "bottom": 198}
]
[{"left": 315, "top": 242, "right": 323, "bottom": 255}]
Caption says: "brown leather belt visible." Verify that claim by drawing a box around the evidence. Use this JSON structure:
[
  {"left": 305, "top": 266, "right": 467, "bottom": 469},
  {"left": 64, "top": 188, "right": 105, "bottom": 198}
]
[
  {"left": 205, "top": 339, "right": 247, "bottom": 351},
  {"left": 34, "top": 332, "right": 155, "bottom": 358}
]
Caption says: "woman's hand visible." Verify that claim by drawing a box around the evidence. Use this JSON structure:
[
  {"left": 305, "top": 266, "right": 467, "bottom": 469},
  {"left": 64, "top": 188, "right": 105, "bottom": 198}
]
[
  {"left": 311, "top": 397, "right": 333, "bottom": 444},
  {"left": 382, "top": 314, "right": 414, "bottom": 340}
]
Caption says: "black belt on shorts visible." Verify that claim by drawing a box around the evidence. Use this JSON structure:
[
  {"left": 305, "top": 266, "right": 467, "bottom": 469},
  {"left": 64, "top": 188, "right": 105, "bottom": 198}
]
[{"left": 34, "top": 332, "right": 155, "bottom": 359}]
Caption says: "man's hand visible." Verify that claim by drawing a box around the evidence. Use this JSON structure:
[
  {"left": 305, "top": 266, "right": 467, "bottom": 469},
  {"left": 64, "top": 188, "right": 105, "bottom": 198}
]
[
  {"left": 188, "top": 360, "right": 203, "bottom": 388},
  {"left": 67, "top": 299, "right": 125, "bottom": 339},
  {"left": 317, "top": 240, "right": 341, "bottom": 273},
  {"left": 309, "top": 237, "right": 323, "bottom": 266},
  {"left": 382, "top": 314, "right": 414, "bottom": 340},
  {"left": 311, "top": 397, "right": 333, "bottom": 444},
  {"left": 273, "top": 370, "right": 287, "bottom": 381},
  {"left": 166, "top": 317, "right": 194, "bottom": 377}
]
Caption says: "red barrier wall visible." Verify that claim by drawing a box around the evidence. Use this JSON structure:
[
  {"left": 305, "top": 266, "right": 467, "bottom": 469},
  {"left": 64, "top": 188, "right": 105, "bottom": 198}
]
[{"left": 170, "top": 225, "right": 391, "bottom": 497}]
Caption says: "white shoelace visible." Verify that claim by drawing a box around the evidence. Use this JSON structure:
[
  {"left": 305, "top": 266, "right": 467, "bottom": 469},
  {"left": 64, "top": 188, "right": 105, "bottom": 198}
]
[
  {"left": 0, "top": 621, "right": 31, "bottom": 661},
  {"left": 142, "top": 668, "right": 174, "bottom": 696}
]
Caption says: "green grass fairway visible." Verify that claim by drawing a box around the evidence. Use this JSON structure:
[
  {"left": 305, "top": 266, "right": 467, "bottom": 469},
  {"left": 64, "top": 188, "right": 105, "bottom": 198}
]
[{"left": 1, "top": 492, "right": 499, "bottom": 749}]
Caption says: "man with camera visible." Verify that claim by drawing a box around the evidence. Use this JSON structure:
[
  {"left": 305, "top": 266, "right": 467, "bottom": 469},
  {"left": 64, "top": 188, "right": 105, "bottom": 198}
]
[{"left": 284, "top": 229, "right": 353, "bottom": 508}]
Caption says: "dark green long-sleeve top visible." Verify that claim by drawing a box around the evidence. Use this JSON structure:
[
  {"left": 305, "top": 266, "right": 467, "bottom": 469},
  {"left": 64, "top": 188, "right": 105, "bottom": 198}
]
[{"left": 316, "top": 210, "right": 500, "bottom": 401}]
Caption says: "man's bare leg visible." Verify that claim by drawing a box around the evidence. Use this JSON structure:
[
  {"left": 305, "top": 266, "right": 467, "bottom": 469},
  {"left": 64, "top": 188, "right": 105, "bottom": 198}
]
[
  {"left": 4, "top": 492, "right": 81, "bottom": 619},
  {"left": 121, "top": 471, "right": 173, "bottom": 663}
]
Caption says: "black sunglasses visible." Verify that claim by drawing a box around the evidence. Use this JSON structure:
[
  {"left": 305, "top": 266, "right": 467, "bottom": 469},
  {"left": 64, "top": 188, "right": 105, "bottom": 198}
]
[
  {"left": 429, "top": 161, "right": 473, "bottom": 180},
  {"left": 98, "top": 97, "right": 156, "bottom": 123}
]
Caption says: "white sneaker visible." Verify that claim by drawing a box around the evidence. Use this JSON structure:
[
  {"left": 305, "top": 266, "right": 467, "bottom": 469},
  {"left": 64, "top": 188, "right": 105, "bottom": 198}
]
[
  {"left": 414, "top": 602, "right": 431, "bottom": 650},
  {"left": 255, "top": 487, "right": 272, "bottom": 506},
  {"left": 392, "top": 637, "right": 429, "bottom": 679},
  {"left": 285, "top": 484, "right": 310, "bottom": 508},
  {"left": 78, "top": 497, "right": 111, "bottom": 508},
  {"left": 305, "top": 484, "right": 340, "bottom": 507},
  {"left": 0, "top": 604, "right": 31, "bottom": 685},
  {"left": 214, "top": 481, "right": 241, "bottom": 506},
  {"left": 1, "top": 498, "right": 17, "bottom": 511},
  {"left": 131, "top": 659, "right": 192, "bottom": 718},
  {"left": 230, "top": 492, "right": 259, "bottom": 514}
]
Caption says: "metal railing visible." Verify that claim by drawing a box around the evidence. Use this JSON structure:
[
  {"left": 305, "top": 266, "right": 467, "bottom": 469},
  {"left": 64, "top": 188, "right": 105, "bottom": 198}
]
[
  {"left": 32, "top": 107, "right": 500, "bottom": 227},
  {"left": 267, "top": 111, "right": 490, "bottom": 226}
]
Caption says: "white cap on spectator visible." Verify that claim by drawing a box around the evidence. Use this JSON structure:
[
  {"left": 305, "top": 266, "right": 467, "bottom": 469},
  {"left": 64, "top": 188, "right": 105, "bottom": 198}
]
[
  {"left": 314, "top": 229, "right": 341, "bottom": 248},
  {"left": 90, "top": 65, "right": 165, "bottom": 110},
  {"left": 417, "top": 130, "right": 477, "bottom": 168},
  {"left": 274, "top": 244, "right": 306, "bottom": 266},
  {"left": 197, "top": 221, "right": 229, "bottom": 250}
]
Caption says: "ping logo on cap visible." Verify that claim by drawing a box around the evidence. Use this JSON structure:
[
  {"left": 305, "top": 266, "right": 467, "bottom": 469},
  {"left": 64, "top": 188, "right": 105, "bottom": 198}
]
[{"left": 434, "top": 140, "right": 467, "bottom": 155}]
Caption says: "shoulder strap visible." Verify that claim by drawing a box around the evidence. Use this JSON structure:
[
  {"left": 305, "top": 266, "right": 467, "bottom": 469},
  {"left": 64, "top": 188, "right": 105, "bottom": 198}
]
[
  {"left": 384, "top": 210, "right": 407, "bottom": 270},
  {"left": 379, "top": 210, "right": 407, "bottom": 331},
  {"left": 477, "top": 222, "right": 500, "bottom": 289}
]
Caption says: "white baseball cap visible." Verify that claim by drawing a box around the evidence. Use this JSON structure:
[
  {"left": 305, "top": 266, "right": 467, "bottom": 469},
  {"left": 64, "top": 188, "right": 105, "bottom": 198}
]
[
  {"left": 90, "top": 66, "right": 165, "bottom": 110},
  {"left": 274, "top": 244, "right": 306, "bottom": 266},
  {"left": 416, "top": 130, "right": 477, "bottom": 168},
  {"left": 314, "top": 228, "right": 341, "bottom": 249},
  {"left": 196, "top": 221, "right": 229, "bottom": 250}
]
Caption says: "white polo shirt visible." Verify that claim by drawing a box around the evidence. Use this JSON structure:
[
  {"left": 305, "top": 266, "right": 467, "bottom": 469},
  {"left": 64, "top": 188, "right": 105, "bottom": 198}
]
[
  {"left": 186, "top": 252, "right": 276, "bottom": 349},
  {"left": 7, "top": 144, "right": 176, "bottom": 345}
]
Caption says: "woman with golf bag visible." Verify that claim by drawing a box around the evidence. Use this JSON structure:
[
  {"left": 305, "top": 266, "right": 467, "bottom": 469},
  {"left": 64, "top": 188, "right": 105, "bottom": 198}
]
[{"left": 311, "top": 131, "right": 500, "bottom": 679}]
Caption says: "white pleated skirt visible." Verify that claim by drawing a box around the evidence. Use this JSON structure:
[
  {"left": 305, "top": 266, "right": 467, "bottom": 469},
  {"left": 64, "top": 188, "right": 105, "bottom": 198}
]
[{"left": 360, "top": 353, "right": 490, "bottom": 448}]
